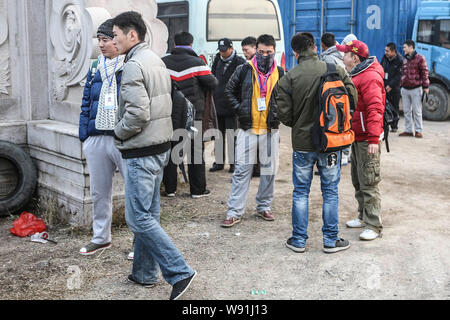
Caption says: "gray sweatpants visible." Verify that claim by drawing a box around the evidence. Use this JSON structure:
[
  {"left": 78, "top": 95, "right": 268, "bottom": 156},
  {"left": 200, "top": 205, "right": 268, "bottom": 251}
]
[
  {"left": 226, "top": 129, "right": 280, "bottom": 219},
  {"left": 83, "top": 135, "right": 125, "bottom": 244},
  {"left": 401, "top": 87, "right": 423, "bottom": 133}
]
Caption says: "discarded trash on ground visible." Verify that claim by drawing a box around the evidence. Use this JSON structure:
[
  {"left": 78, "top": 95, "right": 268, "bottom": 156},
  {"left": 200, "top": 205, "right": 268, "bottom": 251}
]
[
  {"left": 30, "top": 232, "right": 58, "bottom": 245},
  {"left": 10, "top": 212, "right": 46, "bottom": 237}
]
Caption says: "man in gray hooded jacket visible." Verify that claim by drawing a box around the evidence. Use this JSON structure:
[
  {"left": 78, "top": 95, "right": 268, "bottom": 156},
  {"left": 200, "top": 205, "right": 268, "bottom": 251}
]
[
  {"left": 320, "top": 33, "right": 346, "bottom": 70},
  {"left": 320, "top": 32, "right": 352, "bottom": 166}
]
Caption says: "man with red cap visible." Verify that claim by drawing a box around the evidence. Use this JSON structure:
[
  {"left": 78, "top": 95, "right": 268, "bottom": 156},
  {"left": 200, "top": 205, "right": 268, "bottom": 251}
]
[{"left": 336, "top": 40, "right": 385, "bottom": 241}]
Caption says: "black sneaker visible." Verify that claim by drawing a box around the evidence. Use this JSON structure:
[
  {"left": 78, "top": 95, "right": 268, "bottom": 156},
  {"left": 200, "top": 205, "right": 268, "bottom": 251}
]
[
  {"left": 229, "top": 164, "right": 235, "bottom": 173},
  {"left": 79, "top": 242, "right": 111, "bottom": 256},
  {"left": 286, "top": 237, "right": 305, "bottom": 253},
  {"left": 323, "top": 238, "right": 350, "bottom": 254},
  {"left": 191, "top": 190, "right": 211, "bottom": 199},
  {"left": 127, "top": 274, "right": 156, "bottom": 288},
  {"left": 209, "top": 163, "right": 224, "bottom": 172},
  {"left": 170, "top": 271, "right": 197, "bottom": 300},
  {"left": 164, "top": 192, "right": 176, "bottom": 198}
]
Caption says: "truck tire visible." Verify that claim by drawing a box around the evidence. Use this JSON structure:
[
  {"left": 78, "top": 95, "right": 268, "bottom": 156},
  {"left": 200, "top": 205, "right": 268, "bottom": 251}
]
[
  {"left": 0, "top": 141, "right": 37, "bottom": 216},
  {"left": 422, "top": 83, "right": 450, "bottom": 121}
]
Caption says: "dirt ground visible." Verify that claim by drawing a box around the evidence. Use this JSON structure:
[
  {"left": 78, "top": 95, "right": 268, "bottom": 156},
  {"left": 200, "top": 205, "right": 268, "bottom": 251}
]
[{"left": 0, "top": 117, "right": 449, "bottom": 300}]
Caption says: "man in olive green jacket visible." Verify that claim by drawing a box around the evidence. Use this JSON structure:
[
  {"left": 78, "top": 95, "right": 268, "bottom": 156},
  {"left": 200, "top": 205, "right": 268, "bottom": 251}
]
[{"left": 277, "top": 32, "right": 357, "bottom": 254}]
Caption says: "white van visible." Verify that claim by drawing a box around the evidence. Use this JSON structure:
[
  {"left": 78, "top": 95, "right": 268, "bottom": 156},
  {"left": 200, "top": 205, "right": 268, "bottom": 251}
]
[{"left": 156, "top": 0, "right": 286, "bottom": 69}]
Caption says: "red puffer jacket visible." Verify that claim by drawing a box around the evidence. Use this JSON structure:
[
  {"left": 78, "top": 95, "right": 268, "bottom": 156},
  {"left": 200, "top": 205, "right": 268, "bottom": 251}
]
[
  {"left": 400, "top": 52, "right": 430, "bottom": 89},
  {"left": 350, "top": 57, "right": 386, "bottom": 144}
]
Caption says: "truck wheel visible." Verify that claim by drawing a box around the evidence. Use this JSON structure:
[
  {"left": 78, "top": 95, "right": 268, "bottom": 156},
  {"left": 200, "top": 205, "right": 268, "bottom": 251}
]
[
  {"left": 0, "top": 141, "right": 37, "bottom": 216},
  {"left": 422, "top": 83, "right": 450, "bottom": 121}
]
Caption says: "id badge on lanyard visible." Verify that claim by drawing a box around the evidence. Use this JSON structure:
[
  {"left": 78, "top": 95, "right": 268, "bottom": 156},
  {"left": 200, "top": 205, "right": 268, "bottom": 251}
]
[
  {"left": 104, "top": 57, "right": 119, "bottom": 110},
  {"left": 257, "top": 74, "right": 269, "bottom": 112},
  {"left": 104, "top": 90, "right": 115, "bottom": 110},
  {"left": 257, "top": 98, "right": 267, "bottom": 111}
]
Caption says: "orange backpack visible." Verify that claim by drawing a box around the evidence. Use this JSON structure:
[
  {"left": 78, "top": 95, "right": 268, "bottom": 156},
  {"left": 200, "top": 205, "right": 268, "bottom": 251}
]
[{"left": 311, "top": 63, "right": 354, "bottom": 153}]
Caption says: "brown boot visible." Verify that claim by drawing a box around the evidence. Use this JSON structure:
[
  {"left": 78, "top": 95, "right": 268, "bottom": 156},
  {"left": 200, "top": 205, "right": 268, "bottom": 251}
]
[
  {"left": 415, "top": 132, "right": 423, "bottom": 138},
  {"left": 399, "top": 132, "right": 414, "bottom": 137},
  {"left": 257, "top": 211, "right": 275, "bottom": 221}
]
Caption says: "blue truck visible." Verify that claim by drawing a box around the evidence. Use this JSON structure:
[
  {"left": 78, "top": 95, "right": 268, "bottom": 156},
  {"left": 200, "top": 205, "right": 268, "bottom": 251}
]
[
  {"left": 279, "top": 0, "right": 449, "bottom": 120},
  {"left": 413, "top": 0, "right": 450, "bottom": 121}
]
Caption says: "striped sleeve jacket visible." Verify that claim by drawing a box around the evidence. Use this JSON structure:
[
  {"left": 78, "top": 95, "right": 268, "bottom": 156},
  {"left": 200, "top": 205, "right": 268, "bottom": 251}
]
[{"left": 162, "top": 47, "right": 218, "bottom": 120}]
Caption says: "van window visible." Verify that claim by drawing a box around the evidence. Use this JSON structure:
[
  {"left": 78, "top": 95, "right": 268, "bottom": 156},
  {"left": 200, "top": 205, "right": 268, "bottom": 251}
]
[
  {"left": 439, "top": 20, "right": 450, "bottom": 49},
  {"left": 418, "top": 19, "right": 450, "bottom": 49},
  {"left": 157, "top": 1, "right": 189, "bottom": 53},
  {"left": 417, "top": 20, "right": 436, "bottom": 45},
  {"left": 207, "top": 0, "right": 281, "bottom": 41}
]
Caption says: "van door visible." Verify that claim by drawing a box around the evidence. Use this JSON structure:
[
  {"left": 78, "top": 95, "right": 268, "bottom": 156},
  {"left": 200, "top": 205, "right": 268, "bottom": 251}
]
[
  {"left": 205, "top": 0, "right": 284, "bottom": 66},
  {"left": 157, "top": 1, "right": 190, "bottom": 53},
  {"left": 434, "top": 19, "right": 450, "bottom": 78},
  {"left": 416, "top": 19, "right": 436, "bottom": 65}
]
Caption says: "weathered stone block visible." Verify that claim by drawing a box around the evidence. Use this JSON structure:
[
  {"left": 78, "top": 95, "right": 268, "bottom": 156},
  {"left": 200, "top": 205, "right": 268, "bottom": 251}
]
[{"left": 0, "top": 121, "right": 27, "bottom": 145}]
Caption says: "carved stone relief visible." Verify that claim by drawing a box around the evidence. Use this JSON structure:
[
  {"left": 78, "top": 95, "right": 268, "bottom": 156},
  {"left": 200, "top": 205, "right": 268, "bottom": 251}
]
[
  {"left": 0, "top": 57, "right": 9, "bottom": 96},
  {"left": 49, "top": 0, "right": 93, "bottom": 101},
  {"left": 48, "top": 0, "right": 168, "bottom": 103},
  {"left": 0, "top": 12, "right": 7, "bottom": 46},
  {"left": 0, "top": 10, "right": 10, "bottom": 96},
  {"left": 85, "top": 0, "right": 168, "bottom": 56}
]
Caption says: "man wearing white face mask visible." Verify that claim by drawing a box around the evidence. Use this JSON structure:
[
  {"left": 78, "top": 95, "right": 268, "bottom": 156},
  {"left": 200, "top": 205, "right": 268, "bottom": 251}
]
[
  {"left": 221, "top": 34, "right": 284, "bottom": 228},
  {"left": 79, "top": 19, "right": 126, "bottom": 256}
]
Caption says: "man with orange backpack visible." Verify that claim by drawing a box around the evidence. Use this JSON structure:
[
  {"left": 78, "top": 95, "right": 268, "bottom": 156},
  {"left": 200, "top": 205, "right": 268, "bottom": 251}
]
[
  {"left": 337, "top": 40, "right": 385, "bottom": 241},
  {"left": 277, "top": 33, "right": 357, "bottom": 253}
]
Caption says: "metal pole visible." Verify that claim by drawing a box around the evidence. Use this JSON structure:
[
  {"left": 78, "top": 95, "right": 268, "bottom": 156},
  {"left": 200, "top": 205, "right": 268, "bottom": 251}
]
[
  {"left": 351, "top": 0, "right": 355, "bottom": 34},
  {"left": 321, "top": 0, "right": 324, "bottom": 37}
]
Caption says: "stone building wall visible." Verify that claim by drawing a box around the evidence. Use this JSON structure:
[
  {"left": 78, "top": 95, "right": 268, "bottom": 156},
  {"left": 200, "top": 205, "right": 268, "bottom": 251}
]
[{"left": 0, "top": 0, "right": 168, "bottom": 226}]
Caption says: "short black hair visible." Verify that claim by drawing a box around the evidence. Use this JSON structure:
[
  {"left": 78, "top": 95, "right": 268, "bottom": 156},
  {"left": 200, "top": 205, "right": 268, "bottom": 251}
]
[
  {"left": 241, "top": 36, "right": 257, "bottom": 47},
  {"left": 174, "top": 32, "right": 194, "bottom": 46},
  {"left": 291, "top": 32, "right": 315, "bottom": 54},
  {"left": 321, "top": 33, "right": 335, "bottom": 49},
  {"left": 386, "top": 42, "right": 397, "bottom": 52},
  {"left": 351, "top": 52, "right": 368, "bottom": 63},
  {"left": 113, "top": 11, "right": 147, "bottom": 42},
  {"left": 256, "top": 34, "right": 276, "bottom": 50},
  {"left": 404, "top": 39, "right": 415, "bottom": 49}
]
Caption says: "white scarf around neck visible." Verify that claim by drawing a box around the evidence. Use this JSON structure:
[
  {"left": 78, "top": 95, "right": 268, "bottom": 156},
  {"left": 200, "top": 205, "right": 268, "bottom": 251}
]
[{"left": 95, "top": 55, "right": 125, "bottom": 131}]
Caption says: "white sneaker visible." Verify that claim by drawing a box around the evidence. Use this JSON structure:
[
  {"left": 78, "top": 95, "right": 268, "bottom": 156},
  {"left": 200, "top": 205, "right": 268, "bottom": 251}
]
[
  {"left": 346, "top": 218, "right": 366, "bottom": 228},
  {"left": 127, "top": 252, "right": 134, "bottom": 260},
  {"left": 359, "top": 229, "right": 380, "bottom": 241}
]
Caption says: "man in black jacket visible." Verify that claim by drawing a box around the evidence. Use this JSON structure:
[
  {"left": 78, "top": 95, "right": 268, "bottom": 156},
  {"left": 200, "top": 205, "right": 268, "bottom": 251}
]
[
  {"left": 162, "top": 32, "right": 218, "bottom": 198},
  {"left": 210, "top": 38, "right": 246, "bottom": 173},
  {"left": 381, "top": 42, "right": 403, "bottom": 132},
  {"left": 221, "top": 34, "right": 284, "bottom": 228}
]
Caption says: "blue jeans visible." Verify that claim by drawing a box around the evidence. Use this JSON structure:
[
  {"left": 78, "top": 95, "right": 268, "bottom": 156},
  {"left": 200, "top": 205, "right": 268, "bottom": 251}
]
[
  {"left": 291, "top": 151, "right": 341, "bottom": 248},
  {"left": 125, "top": 150, "right": 194, "bottom": 285}
]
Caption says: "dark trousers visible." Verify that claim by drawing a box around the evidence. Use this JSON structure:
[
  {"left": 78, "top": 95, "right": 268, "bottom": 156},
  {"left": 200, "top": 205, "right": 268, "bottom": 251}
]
[
  {"left": 387, "top": 88, "right": 401, "bottom": 129},
  {"left": 163, "top": 142, "right": 178, "bottom": 194},
  {"left": 188, "top": 138, "right": 206, "bottom": 195},
  {"left": 163, "top": 138, "right": 206, "bottom": 196},
  {"left": 214, "top": 116, "right": 238, "bottom": 165}
]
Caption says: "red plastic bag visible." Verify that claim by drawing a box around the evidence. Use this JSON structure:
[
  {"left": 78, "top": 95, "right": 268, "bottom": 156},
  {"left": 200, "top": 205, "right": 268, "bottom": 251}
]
[{"left": 10, "top": 212, "right": 47, "bottom": 237}]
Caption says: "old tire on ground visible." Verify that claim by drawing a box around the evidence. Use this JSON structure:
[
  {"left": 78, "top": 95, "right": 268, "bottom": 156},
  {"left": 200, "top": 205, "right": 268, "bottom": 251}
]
[
  {"left": 422, "top": 83, "right": 450, "bottom": 121},
  {"left": 0, "top": 141, "right": 37, "bottom": 216}
]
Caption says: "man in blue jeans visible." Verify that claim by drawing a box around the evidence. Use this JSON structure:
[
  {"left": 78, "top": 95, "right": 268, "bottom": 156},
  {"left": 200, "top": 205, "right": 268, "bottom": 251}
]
[
  {"left": 277, "top": 32, "right": 358, "bottom": 253},
  {"left": 112, "top": 11, "right": 195, "bottom": 300}
]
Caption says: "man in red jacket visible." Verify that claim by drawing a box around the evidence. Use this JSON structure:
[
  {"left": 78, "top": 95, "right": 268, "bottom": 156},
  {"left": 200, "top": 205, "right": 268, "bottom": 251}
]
[
  {"left": 337, "top": 40, "right": 385, "bottom": 241},
  {"left": 399, "top": 40, "right": 430, "bottom": 138}
]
